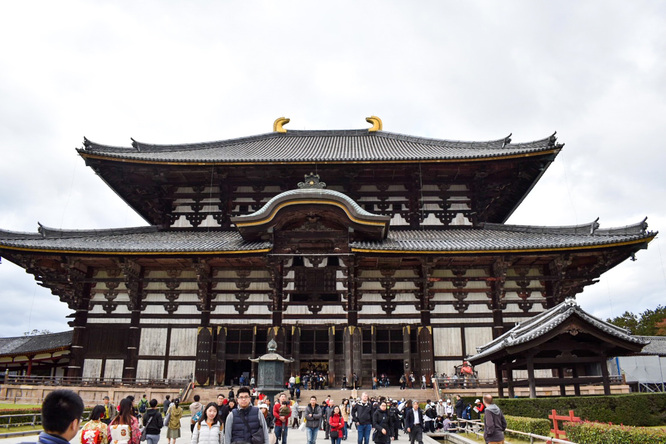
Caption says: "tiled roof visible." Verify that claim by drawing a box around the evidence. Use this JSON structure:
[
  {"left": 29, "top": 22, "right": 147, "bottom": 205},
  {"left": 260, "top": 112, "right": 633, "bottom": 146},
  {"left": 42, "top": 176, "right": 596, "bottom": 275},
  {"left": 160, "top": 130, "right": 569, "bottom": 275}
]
[
  {"left": 78, "top": 130, "right": 561, "bottom": 163},
  {"left": 0, "top": 220, "right": 653, "bottom": 255},
  {"left": 635, "top": 336, "right": 666, "bottom": 356},
  {"left": 0, "top": 331, "right": 72, "bottom": 357},
  {"left": 0, "top": 225, "right": 270, "bottom": 254},
  {"left": 468, "top": 299, "right": 650, "bottom": 363},
  {"left": 350, "top": 219, "right": 654, "bottom": 252}
]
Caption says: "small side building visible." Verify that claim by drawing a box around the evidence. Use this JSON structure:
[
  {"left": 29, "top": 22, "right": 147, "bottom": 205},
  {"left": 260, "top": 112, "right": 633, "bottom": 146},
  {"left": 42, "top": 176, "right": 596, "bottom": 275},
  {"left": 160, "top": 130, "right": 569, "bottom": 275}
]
[
  {"left": 0, "top": 331, "right": 72, "bottom": 381},
  {"left": 610, "top": 335, "right": 666, "bottom": 392},
  {"left": 468, "top": 298, "right": 649, "bottom": 397}
]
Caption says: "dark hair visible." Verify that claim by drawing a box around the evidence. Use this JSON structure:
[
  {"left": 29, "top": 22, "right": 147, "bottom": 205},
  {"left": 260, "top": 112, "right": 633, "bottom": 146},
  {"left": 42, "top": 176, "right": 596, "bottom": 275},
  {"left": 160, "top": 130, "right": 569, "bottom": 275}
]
[
  {"left": 112, "top": 398, "right": 134, "bottom": 426},
  {"left": 172, "top": 398, "right": 180, "bottom": 408},
  {"left": 194, "top": 395, "right": 200, "bottom": 402},
  {"left": 166, "top": 395, "right": 171, "bottom": 400},
  {"left": 236, "top": 387, "right": 251, "bottom": 398},
  {"left": 42, "top": 389, "right": 84, "bottom": 434},
  {"left": 127, "top": 396, "right": 135, "bottom": 402},
  {"left": 198, "top": 402, "right": 220, "bottom": 426},
  {"left": 150, "top": 399, "right": 158, "bottom": 408},
  {"left": 217, "top": 394, "right": 226, "bottom": 398},
  {"left": 227, "top": 399, "right": 236, "bottom": 409},
  {"left": 310, "top": 396, "right": 317, "bottom": 401},
  {"left": 89, "top": 405, "right": 105, "bottom": 421}
]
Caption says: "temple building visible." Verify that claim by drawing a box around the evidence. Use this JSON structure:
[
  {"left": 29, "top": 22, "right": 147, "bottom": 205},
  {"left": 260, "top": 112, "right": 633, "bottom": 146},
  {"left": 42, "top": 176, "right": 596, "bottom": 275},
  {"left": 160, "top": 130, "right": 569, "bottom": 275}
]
[{"left": 0, "top": 117, "right": 656, "bottom": 387}]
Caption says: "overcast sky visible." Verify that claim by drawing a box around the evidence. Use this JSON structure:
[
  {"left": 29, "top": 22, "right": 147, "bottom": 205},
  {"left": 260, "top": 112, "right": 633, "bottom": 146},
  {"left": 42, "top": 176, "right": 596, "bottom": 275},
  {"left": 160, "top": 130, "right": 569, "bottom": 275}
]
[{"left": 1, "top": 1, "right": 664, "bottom": 337}]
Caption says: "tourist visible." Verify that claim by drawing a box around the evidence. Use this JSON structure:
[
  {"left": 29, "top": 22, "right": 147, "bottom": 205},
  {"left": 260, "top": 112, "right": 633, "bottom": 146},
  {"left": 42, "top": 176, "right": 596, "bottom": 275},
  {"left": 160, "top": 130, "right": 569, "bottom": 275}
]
[
  {"left": 423, "top": 401, "right": 435, "bottom": 433},
  {"left": 454, "top": 395, "right": 464, "bottom": 419},
  {"left": 444, "top": 400, "right": 453, "bottom": 417},
  {"left": 259, "top": 403, "right": 274, "bottom": 434},
  {"left": 304, "top": 396, "right": 322, "bottom": 444},
  {"left": 166, "top": 399, "right": 183, "bottom": 444},
  {"left": 351, "top": 392, "right": 372, "bottom": 444},
  {"left": 38, "top": 389, "right": 84, "bottom": 444},
  {"left": 163, "top": 396, "right": 171, "bottom": 416},
  {"left": 192, "top": 402, "right": 223, "bottom": 444},
  {"left": 224, "top": 387, "right": 269, "bottom": 444},
  {"left": 143, "top": 399, "right": 164, "bottom": 444},
  {"left": 404, "top": 400, "right": 423, "bottom": 444},
  {"left": 371, "top": 401, "right": 391, "bottom": 444},
  {"left": 340, "top": 399, "right": 350, "bottom": 439},
  {"left": 190, "top": 395, "right": 203, "bottom": 433},
  {"left": 110, "top": 398, "right": 140, "bottom": 444},
  {"left": 138, "top": 395, "right": 149, "bottom": 415},
  {"left": 102, "top": 396, "right": 116, "bottom": 425},
  {"left": 81, "top": 405, "right": 109, "bottom": 444},
  {"left": 482, "top": 395, "right": 506, "bottom": 444},
  {"left": 290, "top": 399, "right": 300, "bottom": 429},
  {"left": 328, "top": 405, "right": 344, "bottom": 444},
  {"left": 217, "top": 394, "right": 229, "bottom": 424},
  {"left": 273, "top": 393, "right": 291, "bottom": 444},
  {"left": 387, "top": 401, "right": 399, "bottom": 440}
]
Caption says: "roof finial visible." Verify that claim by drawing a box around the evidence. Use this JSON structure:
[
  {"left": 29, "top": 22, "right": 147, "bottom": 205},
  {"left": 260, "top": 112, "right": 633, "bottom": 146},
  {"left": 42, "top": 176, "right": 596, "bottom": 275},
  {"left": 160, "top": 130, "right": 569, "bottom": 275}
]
[
  {"left": 273, "top": 117, "right": 290, "bottom": 133},
  {"left": 366, "top": 116, "right": 382, "bottom": 132}
]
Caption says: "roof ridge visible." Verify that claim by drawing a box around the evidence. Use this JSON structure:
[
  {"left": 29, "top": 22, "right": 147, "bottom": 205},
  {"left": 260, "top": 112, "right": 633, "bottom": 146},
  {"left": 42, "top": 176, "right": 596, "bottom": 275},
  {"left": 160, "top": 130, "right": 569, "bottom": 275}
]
[{"left": 37, "top": 224, "right": 159, "bottom": 239}]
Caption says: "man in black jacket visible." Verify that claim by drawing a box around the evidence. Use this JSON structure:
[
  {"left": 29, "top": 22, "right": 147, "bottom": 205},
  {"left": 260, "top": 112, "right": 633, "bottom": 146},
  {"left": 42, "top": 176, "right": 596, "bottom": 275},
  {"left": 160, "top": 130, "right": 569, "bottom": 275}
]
[
  {"left": 404, "top": 401, "right": 423, "bottom": 444},
  {"left": 454, "top": 395, "right": 464, "bottom": 419},
  {"left": 352, "top": 392, "right": 373, "bottom": 444}
]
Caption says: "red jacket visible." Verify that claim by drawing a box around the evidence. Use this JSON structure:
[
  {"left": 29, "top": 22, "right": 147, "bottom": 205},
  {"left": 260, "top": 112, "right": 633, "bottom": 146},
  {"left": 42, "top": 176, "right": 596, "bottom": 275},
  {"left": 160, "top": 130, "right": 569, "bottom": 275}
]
[
  {"left": 273, "top": 402, "right": 291, "bottom": 427},
  {"left": 329, "top": 413, "right": 345, "bottom": 433}
]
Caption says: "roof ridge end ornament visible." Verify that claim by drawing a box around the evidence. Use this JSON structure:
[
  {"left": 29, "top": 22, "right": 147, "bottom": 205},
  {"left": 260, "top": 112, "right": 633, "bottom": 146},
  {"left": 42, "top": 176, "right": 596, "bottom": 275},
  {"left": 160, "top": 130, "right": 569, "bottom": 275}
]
[
  {"left": 273, "top": 117, "right": 290, "bottom": 133},
  {"left": 298, "top": 173, "right": 326, "bottom": 189},
  {"left": 502, "top": 133, "right": 512, "bottom": 148},
  {"left": 591, "top": 217, "right": 600, "bottom": 234},
  {"left": 366, "top": 116, "right": 383, "bottom": 132}
]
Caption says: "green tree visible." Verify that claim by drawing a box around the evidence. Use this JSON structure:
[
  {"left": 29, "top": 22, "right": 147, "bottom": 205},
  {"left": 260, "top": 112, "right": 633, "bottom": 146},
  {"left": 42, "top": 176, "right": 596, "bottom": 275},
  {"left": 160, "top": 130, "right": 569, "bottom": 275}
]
[{"left": 608, "top": 305, "right": 666, "bottom": 336}]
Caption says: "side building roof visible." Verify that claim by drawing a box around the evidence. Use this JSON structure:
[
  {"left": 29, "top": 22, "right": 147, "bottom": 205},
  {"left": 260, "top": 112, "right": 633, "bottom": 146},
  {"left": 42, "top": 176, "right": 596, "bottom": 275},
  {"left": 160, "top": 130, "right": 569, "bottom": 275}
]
[{"left": 0, "top": 331, "right": 72, "bottom": 357}]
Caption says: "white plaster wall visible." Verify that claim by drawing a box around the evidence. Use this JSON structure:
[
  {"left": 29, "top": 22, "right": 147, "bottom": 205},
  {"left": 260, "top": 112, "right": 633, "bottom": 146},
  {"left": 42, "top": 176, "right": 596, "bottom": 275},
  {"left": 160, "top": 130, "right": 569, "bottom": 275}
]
[
  {"left": 139, "top": 328, "right": 168, "bottom": 356},
  {"left": 82, "top": 359, "right": 102, "bottom": 379},
  {"left": 168, "top": 329, "right": 197, "bottom": 356},
  {"left": 136, "top": 360, "right": 165, "bottom": 381},
  {"left": 104, "top": 359, "right": 124, "bottom": 381},
  {"left": 167, "top": 361, "right": 195, "bottom": 380},
  {"left": 433, "top": 327, "right": 462, "bottom": 357},
  {"left": 464, "top": 327, "right": 494, "bottom": 356}
]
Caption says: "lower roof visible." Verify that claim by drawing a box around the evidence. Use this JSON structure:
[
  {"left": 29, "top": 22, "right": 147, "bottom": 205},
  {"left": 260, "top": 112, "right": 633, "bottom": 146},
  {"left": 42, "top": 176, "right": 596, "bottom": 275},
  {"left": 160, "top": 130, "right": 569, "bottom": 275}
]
[
  {"left": 0, "top": 331, "right": 72, "bottom": 357},
  {"left": 0, "top": 219, "right": 655, "bottom": 255}
]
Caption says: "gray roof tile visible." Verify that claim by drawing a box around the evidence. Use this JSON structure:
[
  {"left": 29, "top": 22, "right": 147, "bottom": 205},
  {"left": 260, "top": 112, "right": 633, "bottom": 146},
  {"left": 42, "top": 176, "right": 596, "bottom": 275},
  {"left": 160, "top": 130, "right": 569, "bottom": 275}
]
[{"left": 79, "top": 130, "right": 560, "bottom": 163}]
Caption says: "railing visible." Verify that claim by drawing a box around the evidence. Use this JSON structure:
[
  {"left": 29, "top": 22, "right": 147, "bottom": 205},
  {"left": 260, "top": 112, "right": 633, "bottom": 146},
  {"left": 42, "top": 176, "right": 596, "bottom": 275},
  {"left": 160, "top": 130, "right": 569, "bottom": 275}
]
[
  {"left": 2, "top": 375, "right": 191, "bottom": 387},
  {"left": 450, "top": 418, "right": 578, "bottom": 444},
  {"left": 0, "top": 409, "right": 93, "bottom": 429}
]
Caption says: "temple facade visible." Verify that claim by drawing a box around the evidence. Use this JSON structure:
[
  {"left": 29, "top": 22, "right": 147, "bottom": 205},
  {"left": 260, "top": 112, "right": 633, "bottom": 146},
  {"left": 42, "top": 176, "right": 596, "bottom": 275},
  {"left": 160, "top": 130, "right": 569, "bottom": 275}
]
[{"left": 0, "top": 117, "right": 656, "bottom": 387}]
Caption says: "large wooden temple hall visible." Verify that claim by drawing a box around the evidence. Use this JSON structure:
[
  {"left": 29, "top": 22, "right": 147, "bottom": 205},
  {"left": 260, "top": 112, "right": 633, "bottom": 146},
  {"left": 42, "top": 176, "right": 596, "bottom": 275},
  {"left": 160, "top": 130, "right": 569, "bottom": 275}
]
[{"left": 0, "top": 117, "right": 656, "bottom": 386}]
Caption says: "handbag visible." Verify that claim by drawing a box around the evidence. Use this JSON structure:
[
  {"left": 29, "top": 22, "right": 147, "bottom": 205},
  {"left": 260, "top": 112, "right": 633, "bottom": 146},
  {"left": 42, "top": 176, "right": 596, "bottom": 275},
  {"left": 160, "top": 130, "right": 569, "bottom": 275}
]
[
  {"left": 140, "top": 415, "right": 154, "bottom": 442},
  {"left": 164, "top": 405, "right": 172, "bottom": 428},
  {"left": 330, "top": 431, "right": 339, "bottom": 439}
]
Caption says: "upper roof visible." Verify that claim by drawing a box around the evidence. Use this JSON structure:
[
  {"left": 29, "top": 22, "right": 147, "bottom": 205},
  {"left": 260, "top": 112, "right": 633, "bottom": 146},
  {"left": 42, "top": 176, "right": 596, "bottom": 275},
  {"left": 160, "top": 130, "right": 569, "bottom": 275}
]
[
  {"left": 0, "top": 219, "right": 654, "bottom": 255},
  {"left": 0, "top": 330, "right": 72, "bottom": 357},
  {"left": 78, "top": 130, "right": 561, "bottom": 164},
  {"left": 468, "top": 298, "right": 649, "bottom": 364}
]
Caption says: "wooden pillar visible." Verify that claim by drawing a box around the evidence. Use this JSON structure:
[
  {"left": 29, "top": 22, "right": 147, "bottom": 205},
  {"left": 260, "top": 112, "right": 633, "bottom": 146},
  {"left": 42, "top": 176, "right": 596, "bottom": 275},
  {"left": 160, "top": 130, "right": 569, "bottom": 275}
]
[
  {"left": 343, "top": 257, "right": 358, "bottom": 327},
  {"left": 558, "top": 367, "right": 566, "bottom": 396},
  {"left": 195, "top": 327, "right": 213, "bottom": 385},
  {"left": 343, "top": 326, "right": 362, "bottom": 387},
  {"left": 215, "top": 327, "right": 227, "bottom": 385},
  {"left": 403, "top": 325, "right": 411, "bottom": 381},
  {"left": 600, "top": 357, "right": 611, "bottom": 395},
  {"left": 370, "top": 325, "right": 377, "bottom": 384},
  {"left": 328, "top": 326, "right": 336, "bottom": 387},
  {"left": 572, "top": 366, "right": 581, "bottom": 396},
  {"left": 291, "top": 326, "right": 301, "bottom": 377},
  {"left": 495, "top": 362, "right": 504, "bottom": 398},
  {"left": 417, "top": 326, "right": 434, "bottom": 382},
  {"left": 506, "top": 365, "right": 515, "bottom": 398},
  {"left": 490, "top": 258, "right": 509, "bottom": 339},
  {"left": 123, "top": 259, "right": 144, "bottom": 381},
  {"left": 526, "top": 357, "right": 536, "bottom": 399},
  {"left": 65, "top": 265, "right": 94, "bottom": 379},
  {"left": 269, "top": 259, "right": 284, "bottom": 326}
]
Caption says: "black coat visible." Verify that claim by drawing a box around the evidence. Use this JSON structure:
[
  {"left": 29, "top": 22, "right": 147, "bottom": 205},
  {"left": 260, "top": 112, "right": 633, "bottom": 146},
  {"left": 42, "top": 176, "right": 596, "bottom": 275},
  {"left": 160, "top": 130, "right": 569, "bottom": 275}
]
[
  {"left": 404, "top": 408, "right": 424, "bottom": 430},
  {"left": 372, "top": 409, "right": 391, "bottom": 443}
]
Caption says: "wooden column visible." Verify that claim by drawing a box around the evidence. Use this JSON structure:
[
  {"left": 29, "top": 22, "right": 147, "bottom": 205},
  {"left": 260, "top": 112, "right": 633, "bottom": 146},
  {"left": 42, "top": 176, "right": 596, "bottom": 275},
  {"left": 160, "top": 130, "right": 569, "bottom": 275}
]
[
  {"left": 417, "top": 326, "right": 434, "bottom": 382},
  {"left": 291, "top": 326, "right": 301, "bottom": 377},
  {"left": 403, "top": 325, "right": 412, "bottom": 381},
  {"left": 215, "top": 327, "right": 227, "bottom": 385},
  {"left": 123, "top": 259, "right": 144, "bottom": 381},
  {"left": 343, "top": 326, "right": 362, "bottom": 387},
  {"left": 558, "top": 367, "right": 566, "bottom": 396},
  {"left": 600, "top": 357, "right": 611, "bottom": 395},
  {"left": 269, "top": 259, "right": 284, "bottom": 326},
  {"left": 506, "top": 365, "right": 515, "bottom": 398},
  {"left": 195, "top": 327, "right": 213, "bottom": 385},
  {"left": 328, "top": 326, "right": 336, "bottom": 386},
  {"left": 495, "top": 362, "right": 504, "bottom": 398},
  {"left": 343, "top": 257, "right": 358, "bottom": 327},
  {"left": 572, "top": 366, "right": 581, "bottom": 396},
  {"left": 490, "top": 257, "right": 508, "bottom": 339},
  {"left": 526, "top": 357, "right": 536, "bottom": 399},
  {"left": 64, "top": 264, "right": 93, "bottom": 378}
]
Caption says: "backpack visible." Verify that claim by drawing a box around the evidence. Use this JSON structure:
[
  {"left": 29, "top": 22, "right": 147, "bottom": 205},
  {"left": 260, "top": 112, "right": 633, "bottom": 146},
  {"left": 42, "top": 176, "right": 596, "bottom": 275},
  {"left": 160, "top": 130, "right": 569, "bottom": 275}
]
[
  {"left": 425, "top": 407, "right": 436, "bottom": 419},
  {"left": 139, "top": 398, "right": 148, "bottom": 413}
]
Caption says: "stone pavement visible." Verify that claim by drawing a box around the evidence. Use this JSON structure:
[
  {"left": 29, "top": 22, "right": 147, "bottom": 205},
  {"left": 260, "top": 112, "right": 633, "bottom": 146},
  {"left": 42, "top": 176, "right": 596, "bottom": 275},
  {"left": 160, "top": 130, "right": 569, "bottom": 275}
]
[{"left": 0, "top": 415, "right": 443, "bottom": 444}]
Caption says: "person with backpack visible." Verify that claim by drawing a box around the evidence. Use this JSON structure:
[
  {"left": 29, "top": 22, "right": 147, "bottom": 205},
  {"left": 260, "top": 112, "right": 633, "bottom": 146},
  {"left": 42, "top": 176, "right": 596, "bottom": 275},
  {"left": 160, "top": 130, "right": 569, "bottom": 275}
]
[
  {"left": 423, "top": 402, "right": 435, "bottom": 433},
  {"left": 142, "top": 399, "right": 164, "bottom": 444},
  {"left": 192, "top": 402, "right": 223, "bottom": 444},
  {"left": 189, "top": 395, "right": 203, "bottom": 432},
  {"left": 138, "top": 395, "right": 149, "bottom": 415}
]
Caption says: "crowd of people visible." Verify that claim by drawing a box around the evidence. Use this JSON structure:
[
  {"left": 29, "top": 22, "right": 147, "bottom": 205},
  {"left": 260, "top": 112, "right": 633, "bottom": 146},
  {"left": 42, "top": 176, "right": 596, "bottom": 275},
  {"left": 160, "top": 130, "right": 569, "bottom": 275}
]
[{"left": 32, "top": 387, "right": 506, "bottom": 444}]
